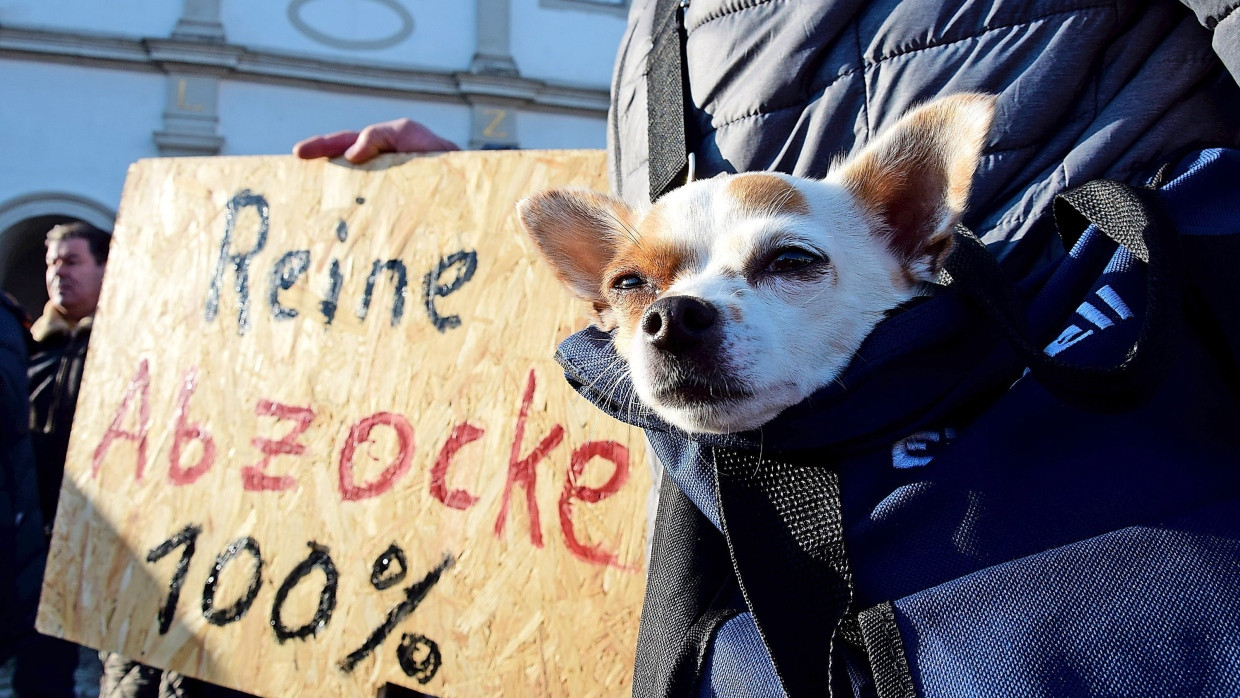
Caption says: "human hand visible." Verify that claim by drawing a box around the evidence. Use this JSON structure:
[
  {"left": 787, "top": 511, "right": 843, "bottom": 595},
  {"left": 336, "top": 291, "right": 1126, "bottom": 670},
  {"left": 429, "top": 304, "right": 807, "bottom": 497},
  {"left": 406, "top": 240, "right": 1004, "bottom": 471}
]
[{"left": 292, "top": 118, "right": 459, "bottom": 163}]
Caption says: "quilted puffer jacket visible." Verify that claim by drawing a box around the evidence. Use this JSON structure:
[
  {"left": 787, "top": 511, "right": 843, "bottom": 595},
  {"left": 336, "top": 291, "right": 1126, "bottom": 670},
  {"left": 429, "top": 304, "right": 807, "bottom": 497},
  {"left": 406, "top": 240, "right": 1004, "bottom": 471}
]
[
  {"left": 603, "top": 3, "right": 1240, "bottom": 696},
  {"left": 608, "top": 0, "right": 1240, "bottom": 267}
]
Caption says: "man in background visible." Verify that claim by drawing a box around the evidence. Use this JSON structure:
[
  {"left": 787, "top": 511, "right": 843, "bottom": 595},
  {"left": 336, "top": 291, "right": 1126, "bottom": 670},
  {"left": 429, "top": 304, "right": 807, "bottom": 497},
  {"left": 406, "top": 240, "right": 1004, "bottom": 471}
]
[{"left": 28, "top": 221, "right": 109, "bottom": 535}]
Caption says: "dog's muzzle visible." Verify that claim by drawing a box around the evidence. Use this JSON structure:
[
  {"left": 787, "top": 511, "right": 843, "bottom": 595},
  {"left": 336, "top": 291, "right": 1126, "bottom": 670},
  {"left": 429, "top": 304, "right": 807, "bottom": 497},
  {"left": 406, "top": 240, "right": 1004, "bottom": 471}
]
[
  {"left": 642, "top": 295, "right": 718, "bottom": 354},
  {"left": 640, "top": 296, "right": 749, "bottom": 405}
]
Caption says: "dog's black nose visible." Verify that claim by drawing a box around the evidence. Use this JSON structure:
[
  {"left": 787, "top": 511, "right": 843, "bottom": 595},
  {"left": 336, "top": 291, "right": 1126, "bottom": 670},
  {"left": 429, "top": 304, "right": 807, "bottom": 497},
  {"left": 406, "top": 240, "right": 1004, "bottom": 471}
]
[{"left": 642, "top": 296, "right": 718, "bottom": 351}]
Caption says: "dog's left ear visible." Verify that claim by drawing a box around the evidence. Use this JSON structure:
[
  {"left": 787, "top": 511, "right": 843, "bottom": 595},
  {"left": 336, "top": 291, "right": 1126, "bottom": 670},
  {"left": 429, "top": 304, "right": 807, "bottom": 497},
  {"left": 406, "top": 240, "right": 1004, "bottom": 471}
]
[
  {"left": 516, "top": 188, "right": 636, "bottom": 329},
  {"left": 834, "top": 93, "right": 996, "bottom": 279}
]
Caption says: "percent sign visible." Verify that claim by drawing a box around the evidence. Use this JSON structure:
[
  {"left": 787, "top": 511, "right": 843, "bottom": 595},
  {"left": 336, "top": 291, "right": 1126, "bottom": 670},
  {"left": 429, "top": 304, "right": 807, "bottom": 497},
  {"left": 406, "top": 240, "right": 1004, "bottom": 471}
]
[
  {"left": 146, "top": 525, "right": 454, "bottom": 685},
  {"left": 339, "top": 544, "right": 455, "bottom": 684}
]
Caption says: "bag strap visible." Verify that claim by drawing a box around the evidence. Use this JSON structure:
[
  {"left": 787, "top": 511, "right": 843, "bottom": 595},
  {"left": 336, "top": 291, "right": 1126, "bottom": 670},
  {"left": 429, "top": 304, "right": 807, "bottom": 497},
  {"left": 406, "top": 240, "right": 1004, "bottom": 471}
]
[
  {"left": 946, "top": 180, "right": 1183, "bottom": 411},
  {"left": 839, "top": 603, "right": 918, "bottom": 698},
  {"left": 647, "top": 0, "right": 692, "bottom": 201},
  {"left": 632, "top": 471, "right": 741, "bottom": 697},
  {"left": 710, "top": 446, "right": 856, "bottom": 696},
  {"left": 1149, "top": 147, "right": 1240, "bottom": 391}
]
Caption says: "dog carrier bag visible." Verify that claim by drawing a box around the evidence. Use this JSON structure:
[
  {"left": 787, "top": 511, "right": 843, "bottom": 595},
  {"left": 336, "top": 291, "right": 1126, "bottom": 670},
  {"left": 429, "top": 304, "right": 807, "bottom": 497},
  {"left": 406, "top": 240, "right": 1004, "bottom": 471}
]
[{"left": 554, "top": 145, "right": 1240, "bottom": 697}]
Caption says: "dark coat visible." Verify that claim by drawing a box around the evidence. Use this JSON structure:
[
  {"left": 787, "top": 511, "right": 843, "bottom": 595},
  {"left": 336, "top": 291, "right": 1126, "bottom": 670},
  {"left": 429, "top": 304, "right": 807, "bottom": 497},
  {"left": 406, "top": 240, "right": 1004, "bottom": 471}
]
[
  {"left": 0, "top": 294, "right": 45, "bottom": 661},
  {"left": 28, "top": 304, "right": 92, "bottom": 528}
]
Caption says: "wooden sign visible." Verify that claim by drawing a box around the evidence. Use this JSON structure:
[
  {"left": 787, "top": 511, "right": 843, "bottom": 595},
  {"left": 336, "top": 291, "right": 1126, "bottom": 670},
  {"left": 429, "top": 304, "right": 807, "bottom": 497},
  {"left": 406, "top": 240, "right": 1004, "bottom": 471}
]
[{"left": 36, "top": 151, "right": 651, "bottom": 697}]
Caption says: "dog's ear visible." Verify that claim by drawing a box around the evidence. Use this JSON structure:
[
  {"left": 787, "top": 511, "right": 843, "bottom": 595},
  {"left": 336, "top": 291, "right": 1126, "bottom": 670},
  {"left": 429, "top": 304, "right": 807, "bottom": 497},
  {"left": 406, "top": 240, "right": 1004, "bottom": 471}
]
[
  {"left": 517, "top": 188, "right": 635, "bottom": 327},
  {"left": 834, "top": 93, "right": 995, "bottom": 279}
]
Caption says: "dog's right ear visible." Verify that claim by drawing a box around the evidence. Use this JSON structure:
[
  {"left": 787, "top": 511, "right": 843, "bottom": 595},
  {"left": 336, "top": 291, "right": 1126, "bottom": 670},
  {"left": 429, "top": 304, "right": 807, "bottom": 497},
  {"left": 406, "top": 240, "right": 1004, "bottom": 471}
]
[
  {"left": 517, "top": 188, "right": 635, "bottom": 327},
  {"left": 834, "top": 93, "right": 995, "bottom": 281}
]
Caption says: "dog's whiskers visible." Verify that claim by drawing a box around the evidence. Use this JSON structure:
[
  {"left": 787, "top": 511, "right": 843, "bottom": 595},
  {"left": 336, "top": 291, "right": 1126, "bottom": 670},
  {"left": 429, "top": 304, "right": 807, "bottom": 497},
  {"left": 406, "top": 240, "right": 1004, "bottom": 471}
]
[{"left": 600, "top": 208, "right": 644, "bottom": 248}]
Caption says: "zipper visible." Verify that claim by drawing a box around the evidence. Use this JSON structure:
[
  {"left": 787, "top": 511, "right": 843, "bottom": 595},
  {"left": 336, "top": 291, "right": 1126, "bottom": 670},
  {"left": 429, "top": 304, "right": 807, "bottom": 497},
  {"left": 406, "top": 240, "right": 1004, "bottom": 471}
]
[{"left": 42, "top": 329, "right": 86, "bottom": 434}]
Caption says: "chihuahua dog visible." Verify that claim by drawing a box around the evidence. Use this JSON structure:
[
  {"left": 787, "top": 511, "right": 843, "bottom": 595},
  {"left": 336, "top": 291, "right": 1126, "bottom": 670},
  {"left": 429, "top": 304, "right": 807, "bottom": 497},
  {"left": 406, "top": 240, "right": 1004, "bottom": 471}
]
[{"left": 518, "top": 94, "right": 995, "bottom": 434}]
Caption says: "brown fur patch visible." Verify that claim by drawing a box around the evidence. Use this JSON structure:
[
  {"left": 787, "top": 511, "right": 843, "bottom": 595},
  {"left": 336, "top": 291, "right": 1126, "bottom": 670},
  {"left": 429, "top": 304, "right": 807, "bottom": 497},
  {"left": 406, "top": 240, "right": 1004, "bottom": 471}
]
[
  {"left": 603, "top": 211, "right": 693, "bottom": 332},
  {"left": 518, "top": 188, "right": 638, "bottom": 304},
  {"left": 726, "top": 173, "right": 810, "bottom": 216},
  {"left": 837, "top": 94, "right": 993, "bottom": 266},
  {"left": 890, "top": 267, "right": 918, "bottom": 291}
]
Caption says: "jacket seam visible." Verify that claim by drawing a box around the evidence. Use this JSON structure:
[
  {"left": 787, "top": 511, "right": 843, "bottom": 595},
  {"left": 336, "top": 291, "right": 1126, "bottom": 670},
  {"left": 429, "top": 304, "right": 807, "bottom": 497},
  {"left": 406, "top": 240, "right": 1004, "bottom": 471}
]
[
  {"left": 685, "top": 0, "right": 781, "bottom": 33},
  {"left": 865, "top": 1, "right": 1111, "bottom": 65},
  {"left": 698, "top": 65, "right": 854, "bottom": 136},
  {"left": 853, "top": 17, "right": 870, "bottom": 140},
  {"left": 699, "top": 2, "right": 1112, "bottom": 134}
]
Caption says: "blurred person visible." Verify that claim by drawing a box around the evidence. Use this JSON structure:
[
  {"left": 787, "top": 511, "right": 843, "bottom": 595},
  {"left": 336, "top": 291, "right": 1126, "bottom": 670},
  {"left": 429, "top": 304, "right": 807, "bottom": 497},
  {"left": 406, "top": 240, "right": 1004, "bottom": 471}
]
[
  {"left": 11, "top": 220, "right": 110, "bottom": 698},
  {"left": 0, "top": 291, "right": 47, "bottom": 686},
  {"left": 27, "top": 221, "right": 109, "bottom": 532}
]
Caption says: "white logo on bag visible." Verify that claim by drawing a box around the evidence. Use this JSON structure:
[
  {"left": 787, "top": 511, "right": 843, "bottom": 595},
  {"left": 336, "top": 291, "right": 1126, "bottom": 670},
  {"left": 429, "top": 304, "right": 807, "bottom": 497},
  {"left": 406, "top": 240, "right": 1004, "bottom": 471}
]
[
  {"left": 892, "top": 428, "right": 957, "bottom": 469},
  {"left": 1044, "top": 285, "right": 1133, "bottom": 358}
]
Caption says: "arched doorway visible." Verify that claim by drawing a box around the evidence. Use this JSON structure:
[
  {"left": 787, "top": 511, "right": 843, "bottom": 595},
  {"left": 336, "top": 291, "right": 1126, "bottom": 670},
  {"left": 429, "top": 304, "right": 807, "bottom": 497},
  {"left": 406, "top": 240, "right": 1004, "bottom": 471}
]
[{"left": 0, "top": 193, "right": 115, "bottom": 318}]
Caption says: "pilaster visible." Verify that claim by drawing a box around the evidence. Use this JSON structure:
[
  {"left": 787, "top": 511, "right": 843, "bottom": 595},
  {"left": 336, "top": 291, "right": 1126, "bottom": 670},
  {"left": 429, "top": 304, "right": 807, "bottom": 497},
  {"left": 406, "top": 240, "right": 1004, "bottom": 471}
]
[{"left": 154, "top": 0, "right": 226, "bottom": 156}]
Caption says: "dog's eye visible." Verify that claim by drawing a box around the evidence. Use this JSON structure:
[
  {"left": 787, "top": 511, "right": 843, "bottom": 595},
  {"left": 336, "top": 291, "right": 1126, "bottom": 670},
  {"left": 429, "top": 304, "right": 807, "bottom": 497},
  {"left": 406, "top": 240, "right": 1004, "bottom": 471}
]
[
  {"left": 765, "top": 249, "right": 821, "bottom": 273},
  {"left": 611, "top": 274, "right": 646, "bottom": 290}
]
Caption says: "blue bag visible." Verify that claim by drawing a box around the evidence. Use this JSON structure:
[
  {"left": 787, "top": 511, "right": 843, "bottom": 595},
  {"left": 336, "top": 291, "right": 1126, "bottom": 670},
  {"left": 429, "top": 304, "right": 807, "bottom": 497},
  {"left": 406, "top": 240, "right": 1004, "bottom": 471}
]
[{"left": 555, "top": 148, "right": 1240, "bottom": 697}]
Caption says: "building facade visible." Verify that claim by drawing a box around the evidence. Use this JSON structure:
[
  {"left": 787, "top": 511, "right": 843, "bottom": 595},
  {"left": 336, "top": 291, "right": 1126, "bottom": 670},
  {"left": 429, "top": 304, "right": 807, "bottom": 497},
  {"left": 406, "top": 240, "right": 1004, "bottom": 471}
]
[{"left": 0, "top": 0, "right": 626, "bottom": 315}]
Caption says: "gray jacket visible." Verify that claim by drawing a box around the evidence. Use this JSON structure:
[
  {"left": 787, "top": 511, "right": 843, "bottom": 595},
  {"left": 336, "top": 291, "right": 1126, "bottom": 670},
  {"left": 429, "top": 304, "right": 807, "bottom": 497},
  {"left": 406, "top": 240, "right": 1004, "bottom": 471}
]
[{"left": 608, "top": 0, "right": 1240, "bottom": 263}]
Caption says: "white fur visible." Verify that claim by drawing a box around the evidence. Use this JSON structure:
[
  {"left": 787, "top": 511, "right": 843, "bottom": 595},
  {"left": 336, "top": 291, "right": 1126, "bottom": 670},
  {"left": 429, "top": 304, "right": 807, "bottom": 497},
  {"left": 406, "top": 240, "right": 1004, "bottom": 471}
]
[
  {"left": 518, "top": 93, "right": 996, "bottom": 434},
  {"left": 620, "top": 176, "right": 916, "bottom": 432}
]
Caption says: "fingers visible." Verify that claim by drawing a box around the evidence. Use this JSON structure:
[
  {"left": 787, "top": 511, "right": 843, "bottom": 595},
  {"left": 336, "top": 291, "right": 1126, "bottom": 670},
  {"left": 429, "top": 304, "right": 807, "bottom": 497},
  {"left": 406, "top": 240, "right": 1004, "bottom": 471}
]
[
  {"left": 292, "top": 130, "right": 362, "bottom": 159},
  {"left": 391, "top": 118, "right": 461, "bottom": 154},
  {"left": 343, "top": 121, "right": 401, "bottom": 163},
  {"left": 344, "top": 119, "right": 460, "bottom": 163},
  {"left": 342, "top": 134, "right": 385, "bottom": 164},
  {"left": 294, "top": 119, "right": 460, "bottom": 163},
  {"left": 342, "top": 120, "right": 409, "bottom": 163}
]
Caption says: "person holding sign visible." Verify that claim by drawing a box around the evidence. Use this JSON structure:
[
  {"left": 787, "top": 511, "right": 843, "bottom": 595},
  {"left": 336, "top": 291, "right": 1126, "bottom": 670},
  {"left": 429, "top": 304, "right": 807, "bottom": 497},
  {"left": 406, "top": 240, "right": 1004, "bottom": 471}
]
[{"left": 294, "top": 1, "right": 1240, "bottom": 695}]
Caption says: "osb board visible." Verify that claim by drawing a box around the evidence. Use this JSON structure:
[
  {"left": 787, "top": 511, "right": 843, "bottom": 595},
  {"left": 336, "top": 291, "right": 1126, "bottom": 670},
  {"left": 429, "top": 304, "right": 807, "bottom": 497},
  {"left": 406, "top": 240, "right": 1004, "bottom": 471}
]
[{"left": 37, "top": 151, "right": 651, "bottom": 697}]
